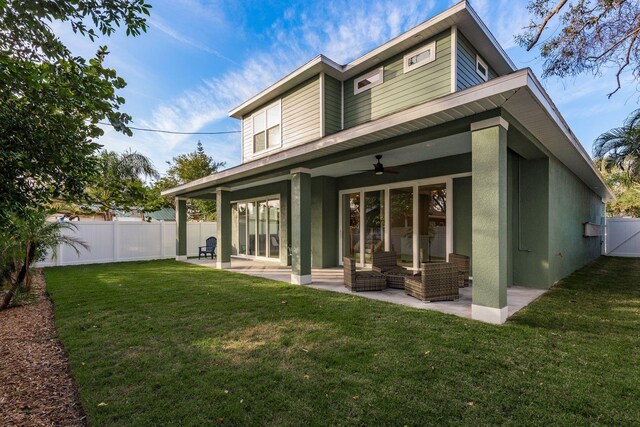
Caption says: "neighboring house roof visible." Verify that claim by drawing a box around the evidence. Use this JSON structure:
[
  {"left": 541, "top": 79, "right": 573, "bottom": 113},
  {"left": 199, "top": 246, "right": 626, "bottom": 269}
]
[
  {"left": 163, "top": 69, "right": 614, "bottom": 201},
  {"left": 145, "top": 207, "right": 176, "bottom": 221},
  {"left": 228, "top": 1, "right": 514, "bottom": 119}
]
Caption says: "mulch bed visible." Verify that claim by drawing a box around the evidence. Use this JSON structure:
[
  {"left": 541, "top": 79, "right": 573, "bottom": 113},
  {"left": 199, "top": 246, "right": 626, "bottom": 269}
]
[{"left": 0, "top": 270, "right": 87, "bottom": 426}]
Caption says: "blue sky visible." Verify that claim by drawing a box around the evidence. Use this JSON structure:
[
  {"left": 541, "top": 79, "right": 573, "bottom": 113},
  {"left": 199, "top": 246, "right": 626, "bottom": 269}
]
[{"left": 54, "top": 0, "right": 639, "bottom": 174}]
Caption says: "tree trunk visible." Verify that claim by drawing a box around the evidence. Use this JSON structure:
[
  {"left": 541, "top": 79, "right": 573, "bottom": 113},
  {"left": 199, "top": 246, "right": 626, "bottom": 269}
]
[
  {"left": 19, "top": 242, "right": 36, "bottom": 292},
  {"left": 0, "top": 242, "right": 35, "bottom": 309},
  {"left": 0, "top": 279, "right": 19, "bottom": 310}
]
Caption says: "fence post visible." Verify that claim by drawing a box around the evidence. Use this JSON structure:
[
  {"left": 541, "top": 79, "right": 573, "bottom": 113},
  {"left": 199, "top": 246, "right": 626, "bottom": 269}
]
[
  {"left": 113, "top": 220, "right": 119, "bottom": 262},
  {"left": 160, "top": 221, "right": 165, "bottom": 258},
  {"left": 55, "top": 243, "right": 62, "bottom": 266}
]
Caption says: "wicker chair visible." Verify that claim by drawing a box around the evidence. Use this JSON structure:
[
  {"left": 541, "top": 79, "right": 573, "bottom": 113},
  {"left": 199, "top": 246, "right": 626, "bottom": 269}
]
[
  {"left": 448, "top": 253, "right": 471, "bottom": 287},
  {"left": 404, "top": 262, "right": 459, "bottom": 302},
  {"left": 372, "top": 251, "right": 413, "bottom": 289},
  {"left": 343, "top": 257, "right": 387, "bottom": 292}
]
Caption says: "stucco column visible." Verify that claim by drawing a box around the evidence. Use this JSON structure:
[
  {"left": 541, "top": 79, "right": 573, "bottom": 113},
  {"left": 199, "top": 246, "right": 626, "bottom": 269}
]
[
  {"left": 290, "top": 168, "right": 312, "bottom": 284},
  {"left": 175, "top": 197, "right": 187, "bottom": 260},
  {"left": 471, "top": 117, "right": 509, "bottom": 324},
  {"left": 216, "top": 188, "right": 232, "bottom": 269}
]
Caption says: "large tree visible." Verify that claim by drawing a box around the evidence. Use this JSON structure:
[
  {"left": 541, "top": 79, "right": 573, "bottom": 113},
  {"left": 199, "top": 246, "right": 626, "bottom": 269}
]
[
  {"left": 156, "top": 141, "right": 226, "bottom": 220},
  {"left": 518, "top": 0, "right": 640, "bottom": 97},
  {"left": 0, "top": 1, "right": 151, "bottom": 226},
  {"left": 593, "top": 109, "right": 640, "bottom": 216}
]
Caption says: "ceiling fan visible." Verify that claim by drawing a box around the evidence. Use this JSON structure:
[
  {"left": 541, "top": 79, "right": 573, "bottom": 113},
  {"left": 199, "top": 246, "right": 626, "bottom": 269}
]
[{"left": 354, "top": 155, "right": 399, "bottom": 175}]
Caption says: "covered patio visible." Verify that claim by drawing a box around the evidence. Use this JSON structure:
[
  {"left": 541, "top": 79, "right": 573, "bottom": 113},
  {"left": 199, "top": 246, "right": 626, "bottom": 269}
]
[
  {"left": 184, "top": 258, "right": 546, "bottom": 320},
  {"left": 165, "top": 70, "right": 609, "bottom": 325}
]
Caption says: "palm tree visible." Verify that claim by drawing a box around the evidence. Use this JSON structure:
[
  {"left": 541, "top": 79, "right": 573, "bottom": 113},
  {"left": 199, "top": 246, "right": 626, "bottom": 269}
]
[
  {"left": 0, "top": 210, "right": 88, "bottom": 309},
  {"left": 593, "top": 109, "right": 640, "bottom": 178},
  {"left": 88, "top": 149, "right": 160, "bottom": 220}
]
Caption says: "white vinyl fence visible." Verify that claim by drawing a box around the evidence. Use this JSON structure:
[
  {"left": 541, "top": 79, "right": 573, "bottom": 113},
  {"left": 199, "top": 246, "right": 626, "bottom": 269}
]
[
  {"left": 37, "top": 221, "right": 216, "bottom": 267},
  {"left": 605, "top": 218, "right": 640, "bottom": 257}
]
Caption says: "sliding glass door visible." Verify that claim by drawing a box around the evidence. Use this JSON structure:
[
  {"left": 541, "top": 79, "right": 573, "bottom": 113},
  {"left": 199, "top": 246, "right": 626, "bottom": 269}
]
[
  {"left": 268, "top": 200, "right": 280, "bottom": 258},
  {"left": 232, "top": 196, "right": 280, "bottom": 260},
  {"left": 341, "top": 179, "right": 451, "bottom": 269},
  {"left": 418, "top": 184, "right": 447, "bottom": 262},
  {"left": 364, "top": 190, "right": 384, "bottom": 264},
  {"left": 389, "top": 187, "right": 414, "bottom": 267},
  {"left": 342, "top": 192, "right": 361, "bottom": 263}
]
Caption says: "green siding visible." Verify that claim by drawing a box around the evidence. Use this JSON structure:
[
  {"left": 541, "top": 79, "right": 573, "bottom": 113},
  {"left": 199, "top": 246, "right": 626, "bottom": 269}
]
[
  {"left": 241, "top": 115, "right": 252, "bottom": 161},
  {"left": 176, "top": 199, "right": 187, "bottom": 257},
  {"left": 548, "top": 157, "right": 603, "bottom": 284},
  {"left": 216, "top": 190, "right": 232, "bottom": 265},
  {"left": 324, "top": 75, "right": 342, "bottom": 135},
  {"left": 282, "top": 76, "right": 321, "bottom": 147},
  {"left": 510, "top": 155, "right": 551, "bottom": 289},
  {"left": 452, "top": 176, "right": 472, "bottom": 260},
  {"left": 456, "top": 32, "right": 498, "bottom": 91},
  {"left": 311, "top": 176, "right": 338, "bottom": 267},
  {"left": 291, "top": 171, "right": 312, "bottom": 277},
  {"left": 343, "top": 31, "right": 452, "bottom": 129},
  {"left": 471, "top": 125, "right": 507, "bottom": 309}
]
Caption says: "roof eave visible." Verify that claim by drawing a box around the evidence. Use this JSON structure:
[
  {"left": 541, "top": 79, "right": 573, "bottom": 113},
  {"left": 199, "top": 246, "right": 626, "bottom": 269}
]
[
  {"left": 227, "top": 1, "right": 516, "bottom": 119},
  {"left": 165, "top": 70, "right": 613, "bottom": 202}
]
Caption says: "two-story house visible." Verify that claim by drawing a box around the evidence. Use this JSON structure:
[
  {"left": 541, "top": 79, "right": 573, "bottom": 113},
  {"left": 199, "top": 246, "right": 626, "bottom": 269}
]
[{"left": 163, "top": 1, "right": 613, "bottom": 324}]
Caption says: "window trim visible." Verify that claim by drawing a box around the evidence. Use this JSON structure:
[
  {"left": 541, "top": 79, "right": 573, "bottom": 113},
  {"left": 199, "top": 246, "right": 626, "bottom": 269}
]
[
  {"left": 250, "top": 100, "right": 282, "bottom": 155},
  {"left": 403, "top": 41, "right": 436, "bottom": 73},
  {"left": 353, "top": 67, "right": 384, "bottom": 95},
  {"left": 475, "top": 54, "right": 489, "bottom": 82}
]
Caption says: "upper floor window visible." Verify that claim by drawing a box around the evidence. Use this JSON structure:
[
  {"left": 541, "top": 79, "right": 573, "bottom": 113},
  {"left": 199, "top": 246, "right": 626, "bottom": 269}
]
[
  {"left": 354, "top": 67, "right": 384, "bottom": 95},
  {"left": 475, "top": 55, "right": 489, "bottom": 82},
  {"left": 252, "top": 101, "right": 281, "bottom": 153},
  {"left": 404, "top": 41, "right": 436, "bottom": 73}
]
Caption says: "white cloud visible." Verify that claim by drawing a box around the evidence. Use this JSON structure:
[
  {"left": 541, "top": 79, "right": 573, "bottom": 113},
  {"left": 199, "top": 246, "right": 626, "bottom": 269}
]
[
  {"left": 98, "top": 0, "right": 441, "bottom": 174},
  {"left": 149, "top": 17, "right": 237, "bottom": 64},
  {"left": 469, "top": 0, "right": 531, "bottom": 50}
]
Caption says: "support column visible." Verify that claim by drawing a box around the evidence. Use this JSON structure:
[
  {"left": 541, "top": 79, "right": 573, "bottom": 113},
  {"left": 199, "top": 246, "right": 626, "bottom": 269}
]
[
  {"left": 216, "top": 188, "right": 232, "bottom": 269},
  {"left": 175, "top": 197, "right": 187, "bottom": 260},
  {"left": 290, "top": 168, "right": 312, "bottom": 284},
  {"left": 471, "top": 117, "right": 509, "bottom": 324}
]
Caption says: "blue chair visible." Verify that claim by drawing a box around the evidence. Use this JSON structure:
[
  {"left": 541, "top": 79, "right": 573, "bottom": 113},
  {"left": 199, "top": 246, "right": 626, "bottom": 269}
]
[{"left": 198, "top": 237, "right": 217, "bottom": 259}]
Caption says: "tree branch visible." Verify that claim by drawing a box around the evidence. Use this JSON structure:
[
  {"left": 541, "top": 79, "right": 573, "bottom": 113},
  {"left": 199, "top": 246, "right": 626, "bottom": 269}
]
[
  {"left": 608, "top": 26, "right": 640, "bottom": 98},
  {"left": 527, "top": 0, "right": 569, "bottom": 50}
]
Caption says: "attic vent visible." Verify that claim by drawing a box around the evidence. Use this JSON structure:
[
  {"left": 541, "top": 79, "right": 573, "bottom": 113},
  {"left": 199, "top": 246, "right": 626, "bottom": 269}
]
[{"left": 354, "top": 67, "right": 384, "bottom": 95}]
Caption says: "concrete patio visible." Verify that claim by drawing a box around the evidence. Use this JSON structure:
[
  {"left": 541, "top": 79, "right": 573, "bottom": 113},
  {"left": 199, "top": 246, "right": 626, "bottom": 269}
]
[{"left": 184, "top": 258, "right": 547, "bottom": 322}]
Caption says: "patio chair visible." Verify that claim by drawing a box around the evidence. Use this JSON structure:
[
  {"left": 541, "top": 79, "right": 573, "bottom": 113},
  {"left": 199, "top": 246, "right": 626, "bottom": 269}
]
[
  {"left": 343, "top": 257, "right": 386, "bottom": 292},
  {"left": 372, "top": 250, "right": 414, "bottom": 289},
  {"left": 404, "top": 262, "right": 459, "bottom": 302},
  {"left": 448, "top": 253, "right": 471, "bottom": 287},
  {"left": 198, "top": 236, "right": 217, "bottom": 260}
]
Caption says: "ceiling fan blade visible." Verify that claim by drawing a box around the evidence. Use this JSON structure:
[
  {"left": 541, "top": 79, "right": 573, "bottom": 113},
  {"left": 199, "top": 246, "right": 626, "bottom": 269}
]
[
  {"left": 352, "top": 169, "right": 375, "bottom": 173},
  {"left": 384, "top": 167, "right": 400, "bottom": 174}
]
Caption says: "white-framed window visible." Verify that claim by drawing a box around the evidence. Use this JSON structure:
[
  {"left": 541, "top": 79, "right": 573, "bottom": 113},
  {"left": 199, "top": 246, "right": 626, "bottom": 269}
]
[
  {"left": 354, "top": 67, "right": 384, "bottom": 95},
  {"left": 475, "top": 54, "right": 489, "bottom": 81},
  {"left": 403, "top": 41, "right": 436, "bottom": 73},
  {"left": 252, "top": 100, "right": 281, "bottom": 154}
]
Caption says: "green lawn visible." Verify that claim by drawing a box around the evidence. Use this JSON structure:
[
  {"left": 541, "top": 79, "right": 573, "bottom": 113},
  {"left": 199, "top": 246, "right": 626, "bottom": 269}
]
[{"left": 45, "top": 257, "right": 640, "bottom": 426}]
